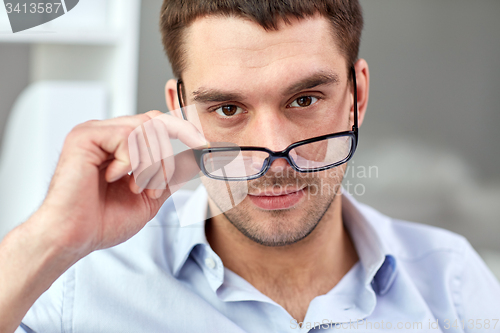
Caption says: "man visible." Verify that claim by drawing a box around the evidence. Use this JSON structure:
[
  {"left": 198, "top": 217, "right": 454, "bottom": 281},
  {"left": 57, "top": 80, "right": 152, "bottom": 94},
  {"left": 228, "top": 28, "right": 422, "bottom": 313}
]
[{"left": 1, "top": 0, "right": 499, "bottom": 332}]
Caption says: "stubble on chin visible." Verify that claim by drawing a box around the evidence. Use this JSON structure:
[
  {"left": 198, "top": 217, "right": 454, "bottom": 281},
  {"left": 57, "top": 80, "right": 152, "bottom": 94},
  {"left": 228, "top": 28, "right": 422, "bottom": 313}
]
[{"left": 203, "top": 165, "right": 346, "bottom": 247}]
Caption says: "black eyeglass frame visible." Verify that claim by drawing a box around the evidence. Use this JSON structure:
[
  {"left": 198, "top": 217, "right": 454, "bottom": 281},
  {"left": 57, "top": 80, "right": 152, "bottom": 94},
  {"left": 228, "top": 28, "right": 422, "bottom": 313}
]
[{"left": 176, "top": 66, "right": 359, "bottom": 181}]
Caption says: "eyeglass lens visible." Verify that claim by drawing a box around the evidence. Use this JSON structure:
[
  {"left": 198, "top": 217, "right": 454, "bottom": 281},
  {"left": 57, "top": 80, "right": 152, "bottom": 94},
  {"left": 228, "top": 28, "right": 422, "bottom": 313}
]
[
  {"left": 289, "top": 135, "right": 352, "bottom": 170},
  {"left": 202, "top": 135, "right": 353, "bottom": 179}
]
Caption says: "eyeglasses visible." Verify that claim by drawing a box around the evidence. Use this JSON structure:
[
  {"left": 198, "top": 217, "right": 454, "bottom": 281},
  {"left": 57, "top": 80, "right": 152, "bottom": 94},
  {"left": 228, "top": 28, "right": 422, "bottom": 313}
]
[{"left": 177, "top": 66, "right": 359, "bottom": 181}]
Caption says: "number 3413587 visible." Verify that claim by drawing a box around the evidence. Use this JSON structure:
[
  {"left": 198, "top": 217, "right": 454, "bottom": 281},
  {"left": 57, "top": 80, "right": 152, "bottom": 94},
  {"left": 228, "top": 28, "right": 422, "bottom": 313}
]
[{"left": 5, "top": 2, "right": 62, "bottom": 14}]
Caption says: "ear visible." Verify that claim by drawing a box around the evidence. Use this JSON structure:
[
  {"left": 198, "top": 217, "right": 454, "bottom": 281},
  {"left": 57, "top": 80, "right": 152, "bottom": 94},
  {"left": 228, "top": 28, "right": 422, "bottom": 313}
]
[
  {"left": 352, "top": 59, "right": 369, "bottom": 127},
  {"left": 165, "top": 79, "right": 183, "bottom": 119}
]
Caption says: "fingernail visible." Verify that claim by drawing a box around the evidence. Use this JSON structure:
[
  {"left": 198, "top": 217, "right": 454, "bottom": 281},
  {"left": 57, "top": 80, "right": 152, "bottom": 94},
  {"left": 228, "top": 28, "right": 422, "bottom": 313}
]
[{"left": 154, "top": 189, "right": 164, "bottom": 199}]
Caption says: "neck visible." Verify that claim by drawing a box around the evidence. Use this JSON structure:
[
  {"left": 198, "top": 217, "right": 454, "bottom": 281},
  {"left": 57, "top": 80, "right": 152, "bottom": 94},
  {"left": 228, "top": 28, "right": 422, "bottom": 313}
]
[{"left": 206, "top": 192, "right": 359, "bottom": 294}]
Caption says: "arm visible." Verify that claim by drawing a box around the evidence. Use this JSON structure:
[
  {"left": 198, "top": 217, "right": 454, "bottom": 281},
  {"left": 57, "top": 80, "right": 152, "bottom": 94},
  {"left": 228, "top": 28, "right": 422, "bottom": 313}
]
[
  {"left": 0, "top": 111, "right": 206, "bottom": 333},
  {"left": 0, "top": 213, "right": 78, "bottom": 333}
]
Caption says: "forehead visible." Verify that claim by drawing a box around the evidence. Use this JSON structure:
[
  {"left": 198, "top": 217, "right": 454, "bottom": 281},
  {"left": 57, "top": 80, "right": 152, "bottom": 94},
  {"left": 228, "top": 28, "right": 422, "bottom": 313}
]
[{"left": 182, "top": 15, "right": 347, "bottom": 90}]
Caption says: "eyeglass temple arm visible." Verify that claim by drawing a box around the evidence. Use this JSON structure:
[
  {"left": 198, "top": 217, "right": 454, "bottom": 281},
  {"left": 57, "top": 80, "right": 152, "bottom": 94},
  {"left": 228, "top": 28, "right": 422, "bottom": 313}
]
[
  {"left": 176, "top": 79, "right": 188, "bottom": 120},
  {"left": 351, "top": 66, "right": 358, "bottom": 132},
  {"left": 177, "top": 67, "right": 358, "bottom": 128}
]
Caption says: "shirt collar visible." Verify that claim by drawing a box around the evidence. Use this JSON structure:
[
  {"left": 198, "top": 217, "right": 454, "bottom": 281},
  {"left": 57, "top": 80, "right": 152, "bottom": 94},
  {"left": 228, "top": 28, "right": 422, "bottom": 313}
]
[
  {"left": 341, "top": 189, "right": 398, "bottom": 295},
  {"left": 172, "top": 186, "right": 210, "bottom": 277},
  {"left": 171, "top": 186, "right": 398, "bottom": 296}
]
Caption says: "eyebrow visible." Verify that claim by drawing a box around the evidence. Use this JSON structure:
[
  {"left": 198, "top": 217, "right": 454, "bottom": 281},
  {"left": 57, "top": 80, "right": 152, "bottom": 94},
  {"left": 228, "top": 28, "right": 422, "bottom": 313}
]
[
  {"left": 191, "top": 71, "right": 340, "bottom": 104},
  {"left": 192, "top": 90, "right": 244, "bottom": 104},
  {"left": 282, "top": 71, "right": 340, "bottom": 96}
]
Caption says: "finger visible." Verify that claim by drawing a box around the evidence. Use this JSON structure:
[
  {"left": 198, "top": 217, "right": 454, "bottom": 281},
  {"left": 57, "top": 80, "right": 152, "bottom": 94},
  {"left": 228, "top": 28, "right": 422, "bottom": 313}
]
[
  {"left": 127, "top": 129, "right": 140, "bottom": 173},
  {"left": 130, "top": 125, "right": 152, "bottom": 178},
  {"left": 157, "top": 149, "right": 201, "bottom": 198},
  {"left": 150, "top": 113, "right": 207, "bottom": 149},
  {"left": 145, "top": 160, "right": 170, "bottom": 199},
  {"left": 130, "top": 123, "right": 163, "bottom": 191},
  {"left": 134, "top": 161, "right": 162, "bottom": 193},
  {"left": 77, "top": 115, "right": 165, "bottom": 184},
  {"left": 129, "top": 172, "right": 143, "bottom": 194},
  {"left": 67, "top": 112, "right": 195, "bottom": 186},
  {"left": 141, "top": 120, "right": 162, "bottom": 163},
  {"left": 165, "top": 149, "right": 201, "bottom": 193},
  {"left": 146, "top": 181, "right": 172, "bottom": 204},
  {"left": 142, "top": 118, "right": 175, "bottom": 193},
  {"left": 89, "top": 110, "right": 164, "bottom": 128},
  {"left": 130, "top": 162, "right": 169, "bottom": 199},
  {"left": 130, "top": 112, "right": 205, "bottom": 187},
  {"left": 67, "top": 124, "right": 135, "bottom": 182},
  {"left": 131, "top": 148, "right": 201, "bottom": 200},
  {"left": 103, "top": 111, "right": 207, "bottom": 149},
  {"left": 154, "top": 181, "right": 172, "bottom": 202},
  {"left": 132, "top": 117, "right": 174, "bottom": 192},
  {"left": 138, "top": 122, "right": 163, "bottom": 191},
  {"left": 127, "top": 113, "right": 204, "bottom": 187},
  {"left": 90, "top": 110, "right": 207, "bottom": 193},
  {"left": 152, "top": 117, "right": 175, "bottom": 181}
]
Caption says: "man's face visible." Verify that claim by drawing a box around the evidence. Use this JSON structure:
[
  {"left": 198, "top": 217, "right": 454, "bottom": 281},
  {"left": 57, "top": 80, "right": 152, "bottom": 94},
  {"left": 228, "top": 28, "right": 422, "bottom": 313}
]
[{"left": 181, "top": 15, "right": 354, "bottom": 246}]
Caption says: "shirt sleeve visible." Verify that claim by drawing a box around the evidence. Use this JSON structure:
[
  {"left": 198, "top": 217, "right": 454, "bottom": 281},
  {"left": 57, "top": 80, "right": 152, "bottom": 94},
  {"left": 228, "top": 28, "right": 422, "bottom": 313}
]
[{"left": 459, "top": 241, "right": 500, "bottom": 332}]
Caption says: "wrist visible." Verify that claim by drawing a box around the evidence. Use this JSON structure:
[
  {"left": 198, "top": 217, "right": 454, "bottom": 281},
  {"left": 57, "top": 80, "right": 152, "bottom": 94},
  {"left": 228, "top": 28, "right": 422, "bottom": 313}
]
[
  {"left": 0, "top": 213, "right": 82, "bottom": 332},
  {"left": 25, "top": 207, "right": 89, "bottom": 267}
]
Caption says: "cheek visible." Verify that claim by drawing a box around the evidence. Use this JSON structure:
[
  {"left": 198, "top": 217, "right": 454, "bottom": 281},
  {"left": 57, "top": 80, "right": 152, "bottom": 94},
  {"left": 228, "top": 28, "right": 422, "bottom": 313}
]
[
  {"left": 201, "top": 176, "right": 249, "bottom": 212},
  {"left": 303, "top": 166, "right": 345, "bottom": 198},
  {"left": 322, "top": 164, "right": 347, "bottom": 183}
]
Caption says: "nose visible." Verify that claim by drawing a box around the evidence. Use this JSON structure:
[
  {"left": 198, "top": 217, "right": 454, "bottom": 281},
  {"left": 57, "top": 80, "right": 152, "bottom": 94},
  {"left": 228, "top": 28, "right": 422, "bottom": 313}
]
[
  {"left": 266, "top": 157, "right": 293, "bottom": 175},
  {"left": 247, "top": 108, "right": 293, "bottom": 150},
  {"left": 246, "top": 109, "right": 296, "bottom": 173}
]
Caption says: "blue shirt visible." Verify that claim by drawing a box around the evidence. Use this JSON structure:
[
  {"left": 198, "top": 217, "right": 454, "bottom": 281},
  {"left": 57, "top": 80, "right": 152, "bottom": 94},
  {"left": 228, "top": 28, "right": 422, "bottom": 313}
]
[{"left": 18, "top": 187, "right": 500, "bottom": 332}]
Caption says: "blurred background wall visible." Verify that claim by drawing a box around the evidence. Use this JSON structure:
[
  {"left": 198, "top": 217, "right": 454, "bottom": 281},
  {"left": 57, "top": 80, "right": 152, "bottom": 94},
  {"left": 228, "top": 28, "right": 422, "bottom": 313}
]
[
  {"left": 1, "top": 0, "right": 499, "bottom": 275},
  {"left": 351, "top": 0, "right": 500, "bottom": 276},
  {"left": 0, "top": 45, "right": 30, "bottom": 148}
]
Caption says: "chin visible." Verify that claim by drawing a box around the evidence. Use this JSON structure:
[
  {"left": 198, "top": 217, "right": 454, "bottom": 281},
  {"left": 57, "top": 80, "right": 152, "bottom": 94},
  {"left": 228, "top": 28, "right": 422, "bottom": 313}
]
[{"left": 222, "top": 198, "right": 329, "bottom": 247}]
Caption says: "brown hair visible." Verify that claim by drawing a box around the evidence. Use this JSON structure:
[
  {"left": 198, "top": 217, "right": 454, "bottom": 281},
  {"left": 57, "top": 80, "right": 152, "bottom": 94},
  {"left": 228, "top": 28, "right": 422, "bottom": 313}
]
[{"left": 160, "top": 0, "right": 363, "bottom": 79}]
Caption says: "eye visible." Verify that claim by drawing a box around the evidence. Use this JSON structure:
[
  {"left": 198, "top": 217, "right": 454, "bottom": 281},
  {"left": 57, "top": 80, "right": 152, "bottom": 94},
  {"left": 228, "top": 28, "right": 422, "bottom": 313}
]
[
  {"left": 214, "top": 105, "right": 244, "bottom": 117},
  {"left": 289, "top": 96, "right": 319, "bottom": 108}
]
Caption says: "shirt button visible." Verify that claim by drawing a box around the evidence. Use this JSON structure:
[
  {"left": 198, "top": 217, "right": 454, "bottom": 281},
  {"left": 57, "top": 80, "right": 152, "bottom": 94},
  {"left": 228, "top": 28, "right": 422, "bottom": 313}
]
[{"left": 205, "top": 257, "right": 216, "bottom": 269}]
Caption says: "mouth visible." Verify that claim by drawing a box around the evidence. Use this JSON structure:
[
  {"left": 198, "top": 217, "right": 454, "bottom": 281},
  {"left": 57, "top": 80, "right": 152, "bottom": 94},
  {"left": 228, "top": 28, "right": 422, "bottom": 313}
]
[{"left": 247, "top": 186, "right": 306, "bottom": 210}]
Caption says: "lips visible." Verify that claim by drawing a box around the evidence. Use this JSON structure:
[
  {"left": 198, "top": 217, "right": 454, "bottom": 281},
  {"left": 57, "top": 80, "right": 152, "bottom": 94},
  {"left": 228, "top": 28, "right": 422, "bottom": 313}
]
[{"left": 248, "top": 187, "right": 305, "bottom": 210}]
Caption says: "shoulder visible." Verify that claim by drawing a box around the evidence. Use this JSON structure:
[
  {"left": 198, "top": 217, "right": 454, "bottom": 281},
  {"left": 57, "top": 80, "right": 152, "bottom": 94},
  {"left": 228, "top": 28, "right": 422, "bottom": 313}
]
[
  {"left": 358, "top": 202, "right": 500, "bottom": 318},
  {"left": 389, "top": 218, "right": 469, "bottom": 260},
  {"left": 357, "top": 201, "right": 470, "bottom": 261},
  {"left": 387, "top": 218, "right": 500, "bottom": 320}
]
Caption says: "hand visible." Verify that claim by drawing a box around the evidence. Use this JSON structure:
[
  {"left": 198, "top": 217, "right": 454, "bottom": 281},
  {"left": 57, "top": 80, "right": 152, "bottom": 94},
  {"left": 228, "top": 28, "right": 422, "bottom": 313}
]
[
  {"left": 37, "top": 110, "right": 206, "bottom": 257},
  {"left": 0, "top": 110, "right": 206, "bottom": 333}
]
